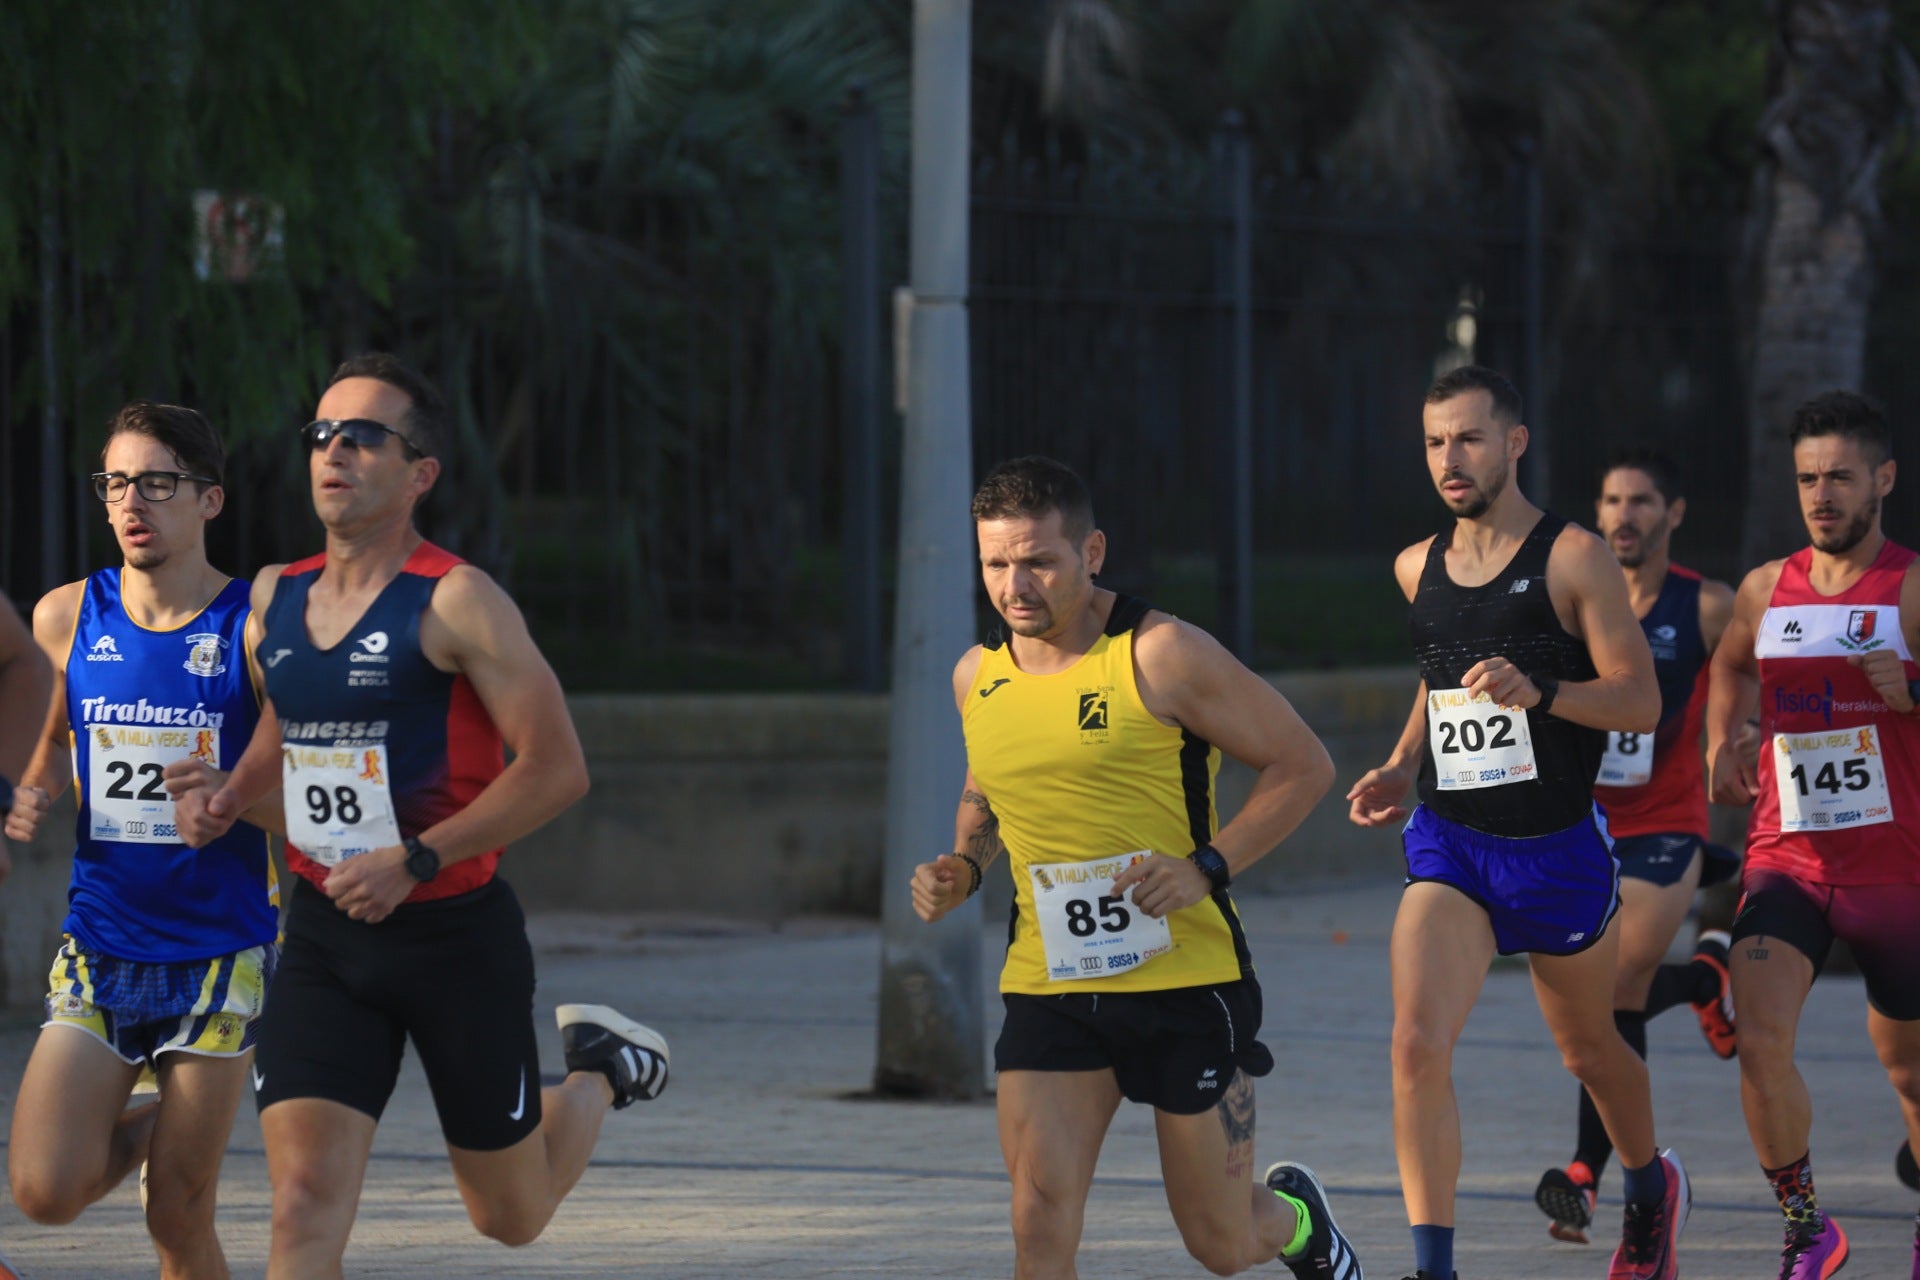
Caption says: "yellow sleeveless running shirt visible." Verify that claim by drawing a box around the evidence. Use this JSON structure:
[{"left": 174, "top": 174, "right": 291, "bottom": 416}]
[{"left": 964, "top": 597, "right": 1252, "bottom": 995}]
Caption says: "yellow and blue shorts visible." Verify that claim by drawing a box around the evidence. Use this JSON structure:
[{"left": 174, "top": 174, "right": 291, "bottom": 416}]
[{"left": 43, "top": 936, "right": 277, "bottom": 1065}]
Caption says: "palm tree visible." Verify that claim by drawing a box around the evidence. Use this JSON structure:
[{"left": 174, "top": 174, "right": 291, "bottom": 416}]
[{"left": 1741, "top": 0, "right": 1917, "bottom": 564}]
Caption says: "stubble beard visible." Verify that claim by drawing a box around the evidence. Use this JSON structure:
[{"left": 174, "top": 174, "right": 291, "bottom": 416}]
[{"left": 1811, "top": 496, "right": 1878, "bottom": 555}]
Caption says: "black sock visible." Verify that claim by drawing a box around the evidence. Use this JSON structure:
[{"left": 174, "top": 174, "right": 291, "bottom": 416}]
[
  {"left": 1645, "top": 958, "right": 1718, "bottom": 1015},
  {"left": 1574, "top": 1010, "right": 1649, "bottom": 1175}
]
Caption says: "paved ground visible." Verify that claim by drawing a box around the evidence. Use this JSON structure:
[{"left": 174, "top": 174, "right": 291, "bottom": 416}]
[{"left": 0, "top": 882, "right": 1913, "bottom": 1278}]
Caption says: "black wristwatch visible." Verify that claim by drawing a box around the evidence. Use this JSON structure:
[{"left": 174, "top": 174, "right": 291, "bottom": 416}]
[
  {"left": 1907, "top": 679, "right": 1920, "bottom": 712},
  {"left": 1188, "top": 844, "right": 1232, "bottom": 892},
  {"left": 402, "top": 836, "right": 441, "bottom": 883},
  {"left": 1532, "top": 674, "right": 1560, "bottom": 715}
]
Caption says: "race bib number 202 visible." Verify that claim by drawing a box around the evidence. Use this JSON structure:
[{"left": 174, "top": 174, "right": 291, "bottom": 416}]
[
  {"left": 1427, "top": 689, "right": 1537, "bottom": 790},
  {"left": 1028, "top": 852, "right": 1173, "bottom": 982}
]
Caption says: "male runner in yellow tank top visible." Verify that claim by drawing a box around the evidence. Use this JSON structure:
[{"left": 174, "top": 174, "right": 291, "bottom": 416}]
[{"left": 912, "top": 456, "right": 1361, "bottom": 1280}]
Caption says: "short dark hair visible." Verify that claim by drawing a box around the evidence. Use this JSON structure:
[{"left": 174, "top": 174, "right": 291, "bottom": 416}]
[
  {"left": 1790, "top": 390, "right": 1891, "bottom": 467},
  {"left": 101, "top": 401, "right": 225, "bottom": 488},
  {"left": 1426, "top": 364, "right": 1524, "bottom": 426},
  {"left": 971, "top": 456, "right": 1095, "bottom": 541},
  {"left": 1603, "top": 447, "right": 1683, "bottom": 504},
  {"left": 327, "top": 352, "right": 447, "bottom": 457}
]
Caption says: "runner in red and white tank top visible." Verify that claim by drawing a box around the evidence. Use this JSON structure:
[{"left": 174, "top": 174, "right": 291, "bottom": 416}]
[
  {"left": 1748, "top": 537, "right": 1920, "bottom": 884},
  {"left": 1706, "top": 391, "right": 1920, "bottom": 1279}
]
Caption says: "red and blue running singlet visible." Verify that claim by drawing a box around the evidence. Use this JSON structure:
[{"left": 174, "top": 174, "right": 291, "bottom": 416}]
[
  {"left": 261, "top": 542, "right": 505, "bottom": 903},
  {"left": 1593, "top": 566, "right": 1708, "bottom": 840},
  {"left": 1750, "top": 540, "right": 1920, "bottom": 885}
]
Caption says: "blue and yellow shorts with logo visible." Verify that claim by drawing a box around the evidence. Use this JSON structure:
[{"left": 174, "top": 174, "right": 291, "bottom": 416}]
[{"left": 43, "top": 936, "right": 277, "bottom": 1065}]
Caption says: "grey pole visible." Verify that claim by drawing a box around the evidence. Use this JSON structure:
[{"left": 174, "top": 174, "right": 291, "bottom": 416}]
[
  {"left": 841, "top": 84, "right": 884, "bottom": 692},
  {"left": 1520, "top": 140, "right": 1548, "bottom": 506},
  {"left": 874, "top": 0, "right": 983, "bottom": 1099}
]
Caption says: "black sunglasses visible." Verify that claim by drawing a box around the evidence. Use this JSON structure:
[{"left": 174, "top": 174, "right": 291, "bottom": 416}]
[
  {"left": 301, "top": 418, "right": 427, "bottom": 459},
  {"left": 91, "top": 471, "right": 218, "bottom": 503}
]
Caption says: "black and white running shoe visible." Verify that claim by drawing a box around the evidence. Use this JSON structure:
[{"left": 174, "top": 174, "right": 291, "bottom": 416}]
[
  {"left": 1265, "top": 1161, "right": 1363, "bottom": 1279},
  {"left": 556, "top": 1004, "right": 670, "bottom": 1108}
]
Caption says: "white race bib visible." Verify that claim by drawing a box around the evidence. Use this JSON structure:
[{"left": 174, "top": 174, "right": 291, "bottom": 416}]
[
  {"left": 1596, "top": 730, "right": 1655, "bottom": 788},
  {"left": 84, "top": 721, "right": 219, "bottom": 844},
  {"left": 1773, "top": 727, "right": 1894, "bottom": 833},
  {"left": 282, "top": 743, "right": 401, "bottom": 866},
  {"left": 1028, "top": 852, "right": 1174, "bottom": 983},
  {"left": 1427, "top": 689, "right": 1538, "bottom": 790}
]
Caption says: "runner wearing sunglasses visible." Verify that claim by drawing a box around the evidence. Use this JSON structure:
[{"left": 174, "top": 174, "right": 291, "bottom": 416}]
[
  {"left": 5, "top": 401, "right": 279, "bottom": 1280},
  {"left": 170, "top": 352, "right": 666, "bottom": 1273}
]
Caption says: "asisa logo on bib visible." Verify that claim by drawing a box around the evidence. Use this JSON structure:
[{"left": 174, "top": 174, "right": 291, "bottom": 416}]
[
  {"left": 183, "top": 632, "right": 229, "bottom": 677},
  {"left": 87, "top": 635, "right": 124, "bottom": 662}
]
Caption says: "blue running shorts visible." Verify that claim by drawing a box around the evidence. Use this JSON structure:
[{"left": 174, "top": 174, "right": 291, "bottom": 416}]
[{"left": 1402, "top": 804, "right": 1620, "bottom": 956}]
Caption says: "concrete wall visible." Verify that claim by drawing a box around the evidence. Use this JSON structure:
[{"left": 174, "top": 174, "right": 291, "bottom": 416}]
[{"left": 0, "top": 670, "right": 1423, "bottom": 1007}]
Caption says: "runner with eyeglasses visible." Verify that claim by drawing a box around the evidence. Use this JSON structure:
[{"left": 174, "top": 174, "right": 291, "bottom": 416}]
[
  {"left": 169, "top": 352, "right": 667, "bottom": 1274},
  {"left": 4, "top": 401, "right": 280, "bottom": 1280}
]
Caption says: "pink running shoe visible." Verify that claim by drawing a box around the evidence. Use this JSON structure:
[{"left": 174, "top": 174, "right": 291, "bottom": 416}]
[
  {"left": 1777, "top": 1212, "right": 1848, "bottom": 1279},
  {"left": 1608, "top": 1149, "right": 1688, "bottom": 1280}
]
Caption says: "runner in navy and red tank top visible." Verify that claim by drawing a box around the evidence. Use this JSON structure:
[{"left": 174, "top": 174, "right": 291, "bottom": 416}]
[
  {"left": 170, "top": 353, "right": 670, "bottom": 1271},
  {"left": 1707, "top": 391, "right": 1920, "bottom": 1280},
  {"left": 1534, "top": 451, "right": 1743, "bottom": 1247},
  {"left": 1346, "top": 366, "right": 1687, "bottom": 1280},
  {"left": 262, "top": 541, "right": 504, "bottom": 903}
]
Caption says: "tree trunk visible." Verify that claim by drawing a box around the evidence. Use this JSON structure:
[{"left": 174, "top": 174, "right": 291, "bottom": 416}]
[{"left": 1742, "top": 0, "right": 1910, "bottom": 566}]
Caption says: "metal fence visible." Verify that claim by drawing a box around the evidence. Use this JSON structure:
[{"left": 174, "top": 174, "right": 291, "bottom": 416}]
[{"left": 17, "top": 99, "right": 1901, "bottom": 687}]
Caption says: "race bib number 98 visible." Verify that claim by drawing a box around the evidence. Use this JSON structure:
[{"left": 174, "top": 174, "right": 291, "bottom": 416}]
[
  {"left": 282, "top": 742, "right": 401, "bottom": 866},
  {"left": 1596, "top": 731, "right": 1654, "bottom": 788},
  {"left": 1028, "top": 852, "right": 1173, "bottom": 982},
  {"left": 1427, "top": 689, "right": 1537, "bottom": 790},
  {"left": 1773, "top": 727, "right": 1893, "bottom": 833}
]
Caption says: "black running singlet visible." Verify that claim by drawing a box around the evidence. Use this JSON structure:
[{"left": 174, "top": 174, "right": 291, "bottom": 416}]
[{"left": 1410, "top": 512, "right": 1603, "bottom": 837}]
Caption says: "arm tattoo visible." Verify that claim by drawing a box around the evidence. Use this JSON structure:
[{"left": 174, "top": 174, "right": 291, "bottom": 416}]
[
  {"left": 961, "top": 789, "right": 1006, "bottom": 868},
  {"left": 1217, "top": 1069, "right": 1255, "bottom": 1178}
]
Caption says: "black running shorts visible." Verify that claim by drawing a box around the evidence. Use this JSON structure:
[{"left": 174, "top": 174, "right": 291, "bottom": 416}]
[
  {"left": 254, "top": 875, "right": 544, "bottom": 1151},
  {"left": 1732, "top": 869, "right": 1920, "bottom": 1020},
  {"left": 995, "top": 977, "right": 1273, "bottom": 1115}
]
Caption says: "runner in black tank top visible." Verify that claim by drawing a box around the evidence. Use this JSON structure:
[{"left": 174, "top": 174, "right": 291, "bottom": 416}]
[
  {"left": 1410, "top": 512, "right": 1603, "bottom": 837},
  {"left": 1345, "top": 366, "right": 1686, "bottom": 1280}
]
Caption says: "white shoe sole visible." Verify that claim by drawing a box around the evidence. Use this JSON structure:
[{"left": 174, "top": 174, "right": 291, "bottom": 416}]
[{"left": 554, "top": 1003, "right": 671, "bottom": 1069}]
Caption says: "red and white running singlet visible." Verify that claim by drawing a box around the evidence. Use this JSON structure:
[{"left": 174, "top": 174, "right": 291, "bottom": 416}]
[{"left": 1750, "top": 539, "right": 1920, "bottom": 885}]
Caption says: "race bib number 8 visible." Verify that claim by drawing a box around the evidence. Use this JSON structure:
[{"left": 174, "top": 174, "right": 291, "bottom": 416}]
[
  {"left": 1427, "top": 689, "right": 1537, "bottom": 790},
  {"left": 85, "top": 722, "right": 219, "bottom": 844},
  {"left": 1597, "top": 731, "right": 1654, "bottom": 788},
  {"left": 1029, "top": 852, "right": 1174, "bottom": 982},
  {"left": 282, "top": 743, "right": 401, "bottom": 866},
  {"left": 1773, "top": 727, "right": 1893, "bottom": 833}
]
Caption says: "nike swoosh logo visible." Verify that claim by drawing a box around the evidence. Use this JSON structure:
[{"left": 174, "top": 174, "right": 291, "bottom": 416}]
[
  {"left": 251, "top": 1067, "right": 266, "bottom": 1092},
  {"left": 978, "top": 678, "right": 1012, "bottom": 698},
  {"left": 508, "top": 1067, "right": 526, "bottom": 1120}
]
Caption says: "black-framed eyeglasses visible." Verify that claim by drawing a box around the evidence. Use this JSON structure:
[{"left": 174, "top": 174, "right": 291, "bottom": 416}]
[
  {"left": 91, "top": 471, "right": 218, "bottom": 503},
  {"left": 301, "top": 418, "right": 426, "bottom": 460}
]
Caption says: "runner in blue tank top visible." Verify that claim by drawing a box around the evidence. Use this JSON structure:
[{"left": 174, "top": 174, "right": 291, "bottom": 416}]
[
  {"left": 170, "top": 353, "right": 669, "bottom": 1272},
  {"left": 1345, "top": 366, "right": 1688, "bottom": 1280},
  {"left": 3, "top": 402, "right": 281, "bottom": 1279}
]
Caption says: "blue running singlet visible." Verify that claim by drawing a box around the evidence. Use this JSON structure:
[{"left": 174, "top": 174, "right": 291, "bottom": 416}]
[{"left": 65, "top": 569, "right": 277, "bottom": 962}]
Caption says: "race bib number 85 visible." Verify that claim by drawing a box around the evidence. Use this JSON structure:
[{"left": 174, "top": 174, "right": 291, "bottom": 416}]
[
  {"left": 1029, "top": 852, "right": 1173, "bottom": 982},
  {"left": 1427, "top": 689, "right": 1537, "bottom": 790},
  {"left": 282, "top": 743, "right": 401, "bottom": 866}
]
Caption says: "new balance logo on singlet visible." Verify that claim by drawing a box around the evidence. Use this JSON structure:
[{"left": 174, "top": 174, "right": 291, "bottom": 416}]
[{"left": 1509, "top": 578, "right": 1533, "bottom": 594}]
